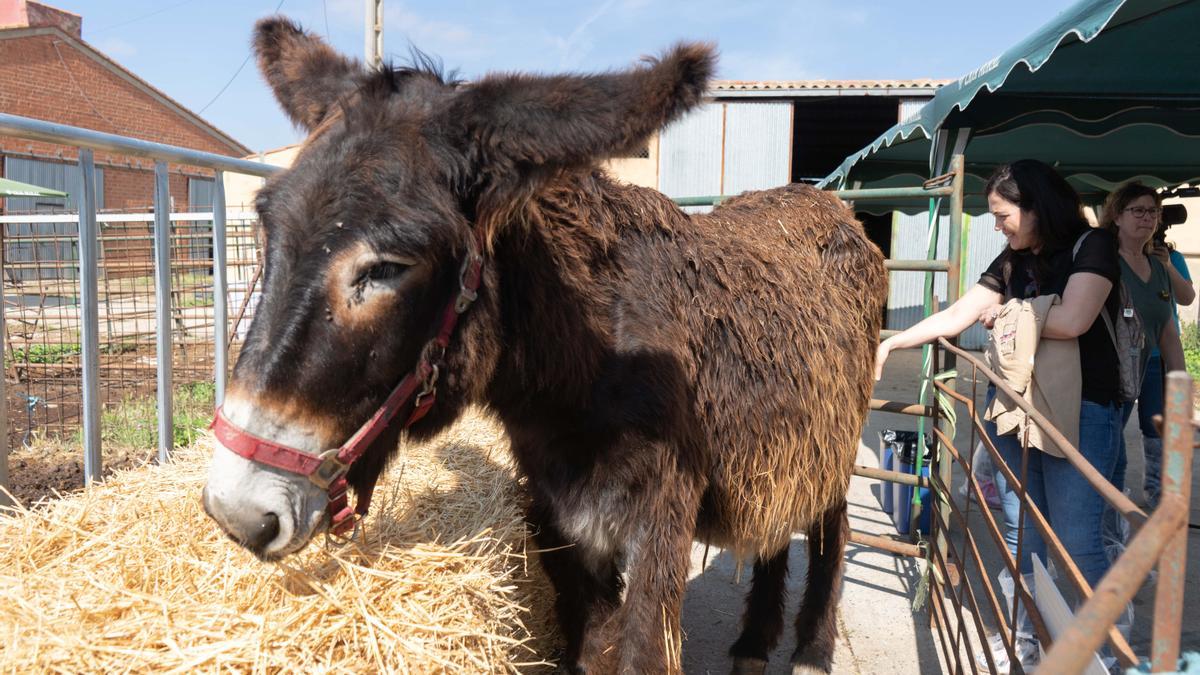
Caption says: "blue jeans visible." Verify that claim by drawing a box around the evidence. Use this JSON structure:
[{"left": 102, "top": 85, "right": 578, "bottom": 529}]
[
  {"left": 985, "top": 391, "right": 1122, "bottom": 635},
  {"left": 1114, "top": 355, "right": 1164, "bottom": 502}
]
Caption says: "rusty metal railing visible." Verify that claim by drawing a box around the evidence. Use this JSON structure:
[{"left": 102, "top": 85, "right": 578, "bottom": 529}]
[
  {"left": 1039, "top": 369, "right": 1194, "bottom": 673},
  {"left": 925, "top": 338, "right": 1193, "bottom": 673}
]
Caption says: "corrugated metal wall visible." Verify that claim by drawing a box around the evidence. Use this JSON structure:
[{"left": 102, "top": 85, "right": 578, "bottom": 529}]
[
  {"left": 887, "top": 210, "right": 1006, "bottom": 349},
  {"left": 888, "top": 210, "right": 951, "bottom": 339},
  {"left": 960, "top": 212, "right": 1005, "bottom": 348},
  {"left": 722, "top": 102, "right": 792, "bottom": 195},
  {"left": 658, "top": 103, "right": 723, "bottom": 213},
  {"left": 186, "top": 177, "right": 216, "bottom": 263},
  {"left": 3, "top": 157, "right": 105, "bottom": 282},
  {"left": 658, "top": 101, "right": 792, "bottom": 213},
  {"left": 187, "top": 177, "right": 214, "bottom": 211},
  {"left": 897, "top": 98, "right": 928, "bottom": 124}
]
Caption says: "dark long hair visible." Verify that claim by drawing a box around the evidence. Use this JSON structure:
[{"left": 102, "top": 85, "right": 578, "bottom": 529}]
[{"left": 985, "top": 159, "right": 1090, "bottom": 288}]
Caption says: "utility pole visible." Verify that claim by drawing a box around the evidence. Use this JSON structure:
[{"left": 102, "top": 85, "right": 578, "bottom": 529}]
[{"left": 364, "top": 0, "right": 383, "bottom": 69}]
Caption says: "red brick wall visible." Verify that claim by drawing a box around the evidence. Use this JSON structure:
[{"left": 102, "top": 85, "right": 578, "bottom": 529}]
[
  {"left": 103, "top": 165, "right": 194, "bottom": 212},
  {"left": 0, "top": 32, "right": 243, "bottom": 156},
  {"left": 0, "top": 30, "right": 245, "bottom": 214}
]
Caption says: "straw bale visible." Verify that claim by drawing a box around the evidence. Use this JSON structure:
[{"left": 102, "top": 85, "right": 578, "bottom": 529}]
[{"left": 0, "top": 409, "right": 558, "bottom": 673}]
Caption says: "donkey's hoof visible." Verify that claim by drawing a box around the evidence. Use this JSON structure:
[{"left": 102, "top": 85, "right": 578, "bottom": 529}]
[
  {"left": 790, "top": 665, "right": 831, "bottom": 675},
  {"left": 731, "top": 656, "right": 768, "bottom": 675}
]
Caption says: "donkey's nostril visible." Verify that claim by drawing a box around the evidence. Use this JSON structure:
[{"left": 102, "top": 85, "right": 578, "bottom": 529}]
[{"left": 248, "top": 512, "right": 281, "bottom": 551}]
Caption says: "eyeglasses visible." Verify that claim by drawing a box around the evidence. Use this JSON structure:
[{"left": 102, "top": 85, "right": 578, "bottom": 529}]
[{"left": 1123, "top": 206, "right": 1162, "bottom": 219}]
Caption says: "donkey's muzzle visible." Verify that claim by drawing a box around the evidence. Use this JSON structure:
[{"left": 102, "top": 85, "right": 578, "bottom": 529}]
[{"left": 203, "top": 485, "right": 281, "bottom": 556}]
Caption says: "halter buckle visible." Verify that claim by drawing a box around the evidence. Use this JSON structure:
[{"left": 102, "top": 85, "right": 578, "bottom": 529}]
[
  {"left": 413, "top": 363, "right": 440, "bottom": 410},
  {"left": 455, "top": 245, "right": 483, "bottom": 313},
  {"left": 310, "top": 448, "right": 349, "bottom": 490}
]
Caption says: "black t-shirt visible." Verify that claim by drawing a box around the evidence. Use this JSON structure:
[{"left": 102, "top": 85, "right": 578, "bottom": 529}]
[{"left": 978, "top": 228, "right": 1121, "bottom": 405}]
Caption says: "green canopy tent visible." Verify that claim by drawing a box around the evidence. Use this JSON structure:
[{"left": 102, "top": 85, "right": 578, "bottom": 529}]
[
  {"left": 0, "top": 176, "right": 68, "bottom": 199},
  {"left": 819, "top": 0, "right": 1200, "bottom": 214}
]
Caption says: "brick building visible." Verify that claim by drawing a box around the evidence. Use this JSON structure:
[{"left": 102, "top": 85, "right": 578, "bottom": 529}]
[
  {"left": 0, "top": 0, "right": 250, "bottom": 278},
  {"left": 0, "top": 0, "right": 248, "bottom": 204}
]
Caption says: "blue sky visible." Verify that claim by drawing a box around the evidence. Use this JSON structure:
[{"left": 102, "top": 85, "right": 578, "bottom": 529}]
[{"left": 56, "top": 0, "right": 1078, "bottom": 153}]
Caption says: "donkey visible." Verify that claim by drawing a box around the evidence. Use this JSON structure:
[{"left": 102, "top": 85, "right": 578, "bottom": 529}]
[{"left": 202, "top": 16, "right": 886, "bottom": 674}]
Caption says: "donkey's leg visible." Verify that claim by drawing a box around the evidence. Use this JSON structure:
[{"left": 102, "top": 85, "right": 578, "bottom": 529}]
[
  {"left": 790, "top": 498, "right": 848, "bottom": 674},
  {"left": 605, "top": 452, "right": 703, "bottom": 674},
  {"left": 527, "top": 497, "right": 622, "bottom": 673},
  {"left": 729, "top": 546, "right": 790, "bottom": 675}
]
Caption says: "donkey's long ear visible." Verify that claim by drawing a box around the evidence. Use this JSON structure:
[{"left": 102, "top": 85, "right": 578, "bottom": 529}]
[
  {"left": 254, "top": 16, "right": 363, "bottom": 131},
  {"left": 446, "top": 42, "right": 715, "bottom": 183}
]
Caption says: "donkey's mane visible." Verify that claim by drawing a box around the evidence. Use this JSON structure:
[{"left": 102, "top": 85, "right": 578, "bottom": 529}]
[{"left": 377, "top": 49, "right": 464, "bottom": 91}]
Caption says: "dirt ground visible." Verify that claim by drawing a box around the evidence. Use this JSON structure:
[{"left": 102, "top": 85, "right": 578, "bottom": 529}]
[{"left": 3, "top": 442, "right": 155, "bottom": 506}]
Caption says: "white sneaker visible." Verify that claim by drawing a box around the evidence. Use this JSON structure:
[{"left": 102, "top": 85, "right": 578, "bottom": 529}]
[{"left": 976, "top": 633, "right": 1039, "bottom": 674}]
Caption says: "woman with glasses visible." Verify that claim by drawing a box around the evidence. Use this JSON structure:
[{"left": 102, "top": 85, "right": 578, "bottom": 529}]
[{"left": 1101, "top": 182, "right": 1189, "bottom": 510}]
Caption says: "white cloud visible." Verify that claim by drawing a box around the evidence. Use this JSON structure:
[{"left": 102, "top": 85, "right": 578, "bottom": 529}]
[{"left": 554, "top": 0, "right": 618, "bottom": 69}]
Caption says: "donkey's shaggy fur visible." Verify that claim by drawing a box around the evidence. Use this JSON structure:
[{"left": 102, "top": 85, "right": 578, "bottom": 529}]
[{"left": 209, "top": 16, "right": 887, "bottom": 674}]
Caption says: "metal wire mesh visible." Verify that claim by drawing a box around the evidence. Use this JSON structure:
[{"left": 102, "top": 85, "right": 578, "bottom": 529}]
[{"left": 2, "top": 207, "right": 261, "bottom": 450}]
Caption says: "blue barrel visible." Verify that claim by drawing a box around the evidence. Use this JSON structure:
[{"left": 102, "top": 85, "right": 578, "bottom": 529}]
[
  {"left": 880, "top": 445, "right": 895, "bottom": 514},
  {"left": 879, "top": 430, "right": 917, "bottom": 516},
  {"left": 892, "top": 439, "right": 931, "bottom": 535}
]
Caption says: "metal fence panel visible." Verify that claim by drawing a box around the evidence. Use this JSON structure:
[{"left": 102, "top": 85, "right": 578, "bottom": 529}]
[{"left": 1, "top": 210, "right": 262, "bottom": 452}]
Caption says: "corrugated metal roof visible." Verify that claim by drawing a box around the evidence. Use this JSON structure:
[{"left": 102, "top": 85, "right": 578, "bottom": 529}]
[{"left": 713, "top": 78, "right": 951, "bottom": 92}]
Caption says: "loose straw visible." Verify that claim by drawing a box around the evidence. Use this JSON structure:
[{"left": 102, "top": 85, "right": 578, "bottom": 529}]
[{"left": 0, "top": 410, "right": 558, "bottom": 673}]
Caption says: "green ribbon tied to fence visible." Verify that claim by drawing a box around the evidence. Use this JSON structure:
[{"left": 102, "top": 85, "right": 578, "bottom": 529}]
[{"left": 911, "top": 368, "right": 956, "bottom": 613}]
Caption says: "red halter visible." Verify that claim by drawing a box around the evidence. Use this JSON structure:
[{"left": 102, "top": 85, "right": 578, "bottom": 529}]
[{"left": 210, "top": 235, "right": 485, "bottom": 536}]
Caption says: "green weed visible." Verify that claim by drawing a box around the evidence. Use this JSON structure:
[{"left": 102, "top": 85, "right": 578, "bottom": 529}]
[
  {"left": 99, "top": 380, "right": 215, "bottom": 449},
  {"left": 1182, "top": 321, "right": 1200, "bottom": 383},
  {"left": 7, "top": 343, "right": 81, "bottom": 364}
]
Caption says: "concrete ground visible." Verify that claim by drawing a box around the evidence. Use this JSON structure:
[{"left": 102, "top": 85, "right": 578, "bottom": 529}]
[{"left": 677, "top": 348, "right": 1200, "bottom": 674}]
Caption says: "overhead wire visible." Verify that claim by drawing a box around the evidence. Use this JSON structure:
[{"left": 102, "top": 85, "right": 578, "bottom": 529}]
[
  {"left": 90, "top": 0, "right": 194, "bottom": 34},
  {"left": 197, "top": 0, "right": 287, "bottom": 115},
  {"left": 52, "top": 41, "right": 123, "bottom": 133}
]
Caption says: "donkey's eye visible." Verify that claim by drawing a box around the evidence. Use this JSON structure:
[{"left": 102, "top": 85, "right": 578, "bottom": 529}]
[{"left": 356, "top": 261, "right": 410, "bottom": 286}]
